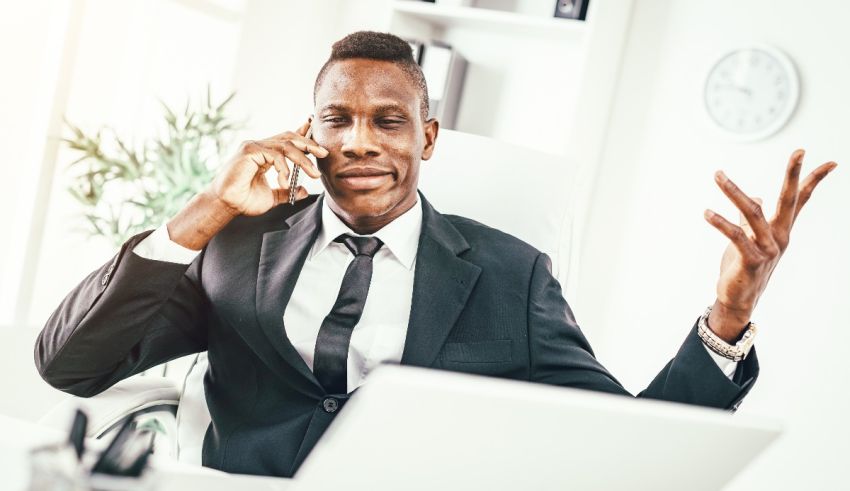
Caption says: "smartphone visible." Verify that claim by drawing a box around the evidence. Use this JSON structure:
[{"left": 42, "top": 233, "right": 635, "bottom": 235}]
[{"left": 288, "top": 122, "right": 315, "bottom": 205}]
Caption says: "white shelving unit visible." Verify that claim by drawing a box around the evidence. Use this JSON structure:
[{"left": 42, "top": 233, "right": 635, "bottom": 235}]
[
  {"left": 386, "top": 0, "right": 635, "bottom": 299},
  {"left": 387, "top": 0, "right": 630, "bottom": 158},
  {"left": 391, "top": 1, "right": 586, "bottom": 40}
]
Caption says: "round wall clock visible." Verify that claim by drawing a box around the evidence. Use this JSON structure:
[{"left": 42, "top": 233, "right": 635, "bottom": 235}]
[{"left": 704, "top": 45, "right": 800, "bottom": 141}]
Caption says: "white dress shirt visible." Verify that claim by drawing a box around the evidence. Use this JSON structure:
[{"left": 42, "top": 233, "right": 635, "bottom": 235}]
[
  {"left": 282, "top": 195, "right": 420, "bottom": 392},
  {"left": 132, "top": 195, "right": 737, "bottom": 391}
]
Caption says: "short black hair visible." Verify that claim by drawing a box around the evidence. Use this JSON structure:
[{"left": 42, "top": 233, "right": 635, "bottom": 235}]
[{"left": 313, "top": 31, "right": 430, "bottom": 121}]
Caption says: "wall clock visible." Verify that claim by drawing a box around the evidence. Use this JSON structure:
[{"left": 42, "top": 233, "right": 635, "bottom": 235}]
[{"left": 704, "top": 45, "right": 799, "bottom": 141}]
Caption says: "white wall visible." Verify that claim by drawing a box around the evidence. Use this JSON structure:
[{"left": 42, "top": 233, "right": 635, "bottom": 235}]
[
  {"left": 0, "top": 0, "right": 246, "bottom": 421},
  {"left": 229, "top": 0, "right": 391, "bottom": 177},
  {"left": 0, "top": 0, "right": 75, "bottom": 325},
  {"left": 27, "top": 0, "right": 245, "bottom": 327},
  {"left": 577, "top": 1, "right": 850, "bottom": 488}
]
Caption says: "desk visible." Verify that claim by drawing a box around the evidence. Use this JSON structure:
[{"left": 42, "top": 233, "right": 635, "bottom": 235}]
[{"left": 0, "top": 414, "right": 291, "bottom": 491}]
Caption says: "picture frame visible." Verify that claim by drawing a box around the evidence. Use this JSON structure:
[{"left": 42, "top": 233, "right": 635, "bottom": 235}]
[{"left": 553, "top": 0, "right": 589, "bottom": 20}]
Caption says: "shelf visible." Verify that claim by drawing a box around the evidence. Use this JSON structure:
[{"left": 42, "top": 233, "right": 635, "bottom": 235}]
[{"left": 391, "top": 1, "right": 587, "bottom": 40}]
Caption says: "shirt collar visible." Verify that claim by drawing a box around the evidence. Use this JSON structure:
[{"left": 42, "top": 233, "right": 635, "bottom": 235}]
[{"left": 310, "top": 194, "right": 422, "bottom": 270}]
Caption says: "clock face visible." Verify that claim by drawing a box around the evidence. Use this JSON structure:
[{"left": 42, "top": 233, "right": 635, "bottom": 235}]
[{"left": 704, "top": 46, "right": 799, "bottom": 141}]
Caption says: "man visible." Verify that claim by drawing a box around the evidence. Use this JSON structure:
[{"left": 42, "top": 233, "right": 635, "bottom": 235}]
[{"left": 35, "top": 31, "right": 836, "bottom": 477}]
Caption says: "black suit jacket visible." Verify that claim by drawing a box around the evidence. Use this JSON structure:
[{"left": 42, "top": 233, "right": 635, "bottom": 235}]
[{"left": 35, "top": 191, "right": 758, "bottom": 477}]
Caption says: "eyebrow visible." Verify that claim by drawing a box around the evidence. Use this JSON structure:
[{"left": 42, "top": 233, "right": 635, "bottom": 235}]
[{"left": 319, "top": 103, "right": 410, "bottom": 116}]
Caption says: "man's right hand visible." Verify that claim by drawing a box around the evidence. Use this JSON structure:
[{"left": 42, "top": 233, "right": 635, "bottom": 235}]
[
  {"left": 210, "top": 120, "right": 328, "bottom": 216},
  {"left": 165, "top": 119, "right": 329, "bottom": 251}
]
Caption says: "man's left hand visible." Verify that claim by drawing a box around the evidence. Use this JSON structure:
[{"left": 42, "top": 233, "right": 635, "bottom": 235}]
[{"left": 703, "top": 149, "right": 837, "bottom": 342}]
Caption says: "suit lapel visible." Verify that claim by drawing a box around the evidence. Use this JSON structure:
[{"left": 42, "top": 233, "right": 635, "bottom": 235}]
[
  {"left": 401, "top": 192, "right": 481, "bottom": 367},
  {"left": 256, "top": 196, "right": 325, "bottom": 397},
  {"left": 254, "top": 192, "right": 481, "bottom": 392}
]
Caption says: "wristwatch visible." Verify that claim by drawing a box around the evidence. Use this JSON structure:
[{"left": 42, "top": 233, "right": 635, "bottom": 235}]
[{"left": 697, "top": 306, "right": 757, "bottom": 362}]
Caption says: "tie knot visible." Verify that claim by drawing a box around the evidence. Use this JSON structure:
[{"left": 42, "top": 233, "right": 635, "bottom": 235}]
[{"left": 334, "top": 234, "right": 384, "bottom": 258}]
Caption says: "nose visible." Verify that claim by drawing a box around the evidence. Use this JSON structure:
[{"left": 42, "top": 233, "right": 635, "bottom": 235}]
[{"left": 340, "top": 120, "right": 381, "bottom": 159}]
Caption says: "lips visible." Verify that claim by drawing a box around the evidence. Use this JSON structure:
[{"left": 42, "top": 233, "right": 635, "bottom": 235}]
[{"left": 336, "top": 166, "right": 394, "bottom": 191}]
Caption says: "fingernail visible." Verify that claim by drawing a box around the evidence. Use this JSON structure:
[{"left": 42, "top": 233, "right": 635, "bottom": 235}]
[
  {"left": 715, "top": 170, "right": 726, "bottom": 182},
  {"left": 704, "top": 209, "right": 715, "bottom": 219}
]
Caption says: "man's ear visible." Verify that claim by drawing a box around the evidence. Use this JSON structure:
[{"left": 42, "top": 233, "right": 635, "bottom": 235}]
[{"left": 421, "top": 118, "right": 440, "bottom": 161}]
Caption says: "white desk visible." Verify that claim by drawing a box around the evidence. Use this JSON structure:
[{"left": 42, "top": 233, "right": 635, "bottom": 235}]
[{"left": 0, "top": 414, "right": 291, "bottom": 491}]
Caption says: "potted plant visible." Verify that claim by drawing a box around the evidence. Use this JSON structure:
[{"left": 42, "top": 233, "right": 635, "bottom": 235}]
[{"left": 63, "top": 87, "right": 241, "bottom": 246}]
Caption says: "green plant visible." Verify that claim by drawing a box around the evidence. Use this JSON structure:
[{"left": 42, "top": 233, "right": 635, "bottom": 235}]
[{"left": 63, "top": 87, "right": 241, "bottom": 246}]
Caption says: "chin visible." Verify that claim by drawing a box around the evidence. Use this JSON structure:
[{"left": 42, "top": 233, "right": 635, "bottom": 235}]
[{"left": 331, "top": 190, "right": 398, "bottom": 218}]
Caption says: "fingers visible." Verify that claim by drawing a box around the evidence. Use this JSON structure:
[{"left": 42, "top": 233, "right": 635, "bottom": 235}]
[
  {"left": 772, "top": 149, "right": 805, "bottom": 232},
  {"left": 262, "top": 120, "right": 329, "bottom": 159},
  {"left": 289, "top": 135, "right": 329, "bottom": 160},
  {"left": 704, "top": 209, "right": 763, "bottom": 261},
  {"left": 714, "top": 171, "right": 778, "bottom": 254},
  {"left": 739, "top": 197, "right": 762, "bottom": 240},
  {"left": 244, "top": 140, "right": 310, "bottom": 197},
  {"left": 257, "top": 124, "right": 327, "bottom": 179},
  {"left": 793, "top": 161, "right": 838, "bottom": 222},
  {"left": 254, "top": 138, "right": 321, "bottom": 179},
  {"left": 296, "top": 119, "right": 311, "bottom": 137},
  {"left": 243, "top": 141, "right": 283, "bottom": 172},
  {"left": 281, "top": 140, "right": 321, "bottom": 178}
]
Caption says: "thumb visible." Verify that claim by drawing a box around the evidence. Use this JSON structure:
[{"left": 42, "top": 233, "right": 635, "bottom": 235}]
[{"left": 274, "top": 185, "right": 309, "bottom": 206}]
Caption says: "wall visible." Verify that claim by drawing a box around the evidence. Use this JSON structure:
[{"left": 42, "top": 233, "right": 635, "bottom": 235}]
[
  {"left": 0, "top": 0, "right": 74, "bottom": 325},
  {"left": 0, "top": 0, "right": 246, "bottom": 421},
  {"left": 26, "top": 0, "right": 245, "bottom": 327},
  {"left": 229, "top": 0, "right": 392, "bottom": 182},
  {"left": 577, "top": 0, "right": 850, "bottom": 488}
]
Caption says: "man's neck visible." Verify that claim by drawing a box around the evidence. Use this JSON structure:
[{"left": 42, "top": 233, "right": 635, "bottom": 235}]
[{"left": 327, "top": 197, "right": 417, "bottom": 235}]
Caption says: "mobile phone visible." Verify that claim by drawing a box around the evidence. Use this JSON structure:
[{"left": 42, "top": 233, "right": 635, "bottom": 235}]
[{"left": 288, "top": 122, "right": 314, "bottom": 205}]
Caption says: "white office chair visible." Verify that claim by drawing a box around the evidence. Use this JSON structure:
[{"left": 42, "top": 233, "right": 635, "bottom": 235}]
[{"left": 40, "top": 129, "right": 583, "bottom": 464}]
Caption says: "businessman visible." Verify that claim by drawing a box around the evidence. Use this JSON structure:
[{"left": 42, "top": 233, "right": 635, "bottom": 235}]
[{"left": 35, "top": 31, "right": 836, "bottom": 477}]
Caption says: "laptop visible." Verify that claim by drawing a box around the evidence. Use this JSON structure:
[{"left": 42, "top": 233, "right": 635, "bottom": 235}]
[{"left": 292, "top": 365, "right": 780, "bottom": 491}]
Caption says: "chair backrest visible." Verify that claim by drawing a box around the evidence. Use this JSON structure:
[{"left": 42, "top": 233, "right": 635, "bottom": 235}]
[
  {"left": 176, "top": 129, "right": 581, "bottom": 462},
  {"left": 418, "top": 129, "right": 578, "bottom": 291},
  {"left": 174, "top": 352, "right": 210, "bottom": 464}
]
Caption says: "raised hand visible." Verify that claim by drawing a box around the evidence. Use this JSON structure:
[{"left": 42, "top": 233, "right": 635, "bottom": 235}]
[
  {"left": 210, "top": 119, "right": 328, "bottom": 216},
  {"left": 703, "top": 149, "right": 837, "bottom": 342},
  {"left": 166, "top": 119, "right": 329, "bottom": 251}
]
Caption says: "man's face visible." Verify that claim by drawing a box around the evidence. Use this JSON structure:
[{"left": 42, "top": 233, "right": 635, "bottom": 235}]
[{"left": 312, "top": 58, "right": 438, "bottom": 231}]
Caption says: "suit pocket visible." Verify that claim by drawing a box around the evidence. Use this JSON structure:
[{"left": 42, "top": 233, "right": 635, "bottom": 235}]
[{"left": 442, "top": 340, "right": 512, "bottom": 363}]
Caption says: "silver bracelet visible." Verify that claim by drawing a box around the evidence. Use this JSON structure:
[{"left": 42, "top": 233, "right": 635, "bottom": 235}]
[{"left": 697, "top": 306, "right": 757, "bottom": 362}]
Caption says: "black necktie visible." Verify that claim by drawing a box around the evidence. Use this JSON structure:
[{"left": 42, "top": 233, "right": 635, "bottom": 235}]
[{"left": 313, "top": 234, "right": 384, "bottom": 394}]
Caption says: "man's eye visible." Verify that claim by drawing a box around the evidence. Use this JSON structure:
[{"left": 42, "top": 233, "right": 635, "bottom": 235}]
[
  {"left": 324, "top": 117, "right": 347, "bottom": 124},
  {"left": 379, "top": 119, "right": 404, "bottom": 126}
]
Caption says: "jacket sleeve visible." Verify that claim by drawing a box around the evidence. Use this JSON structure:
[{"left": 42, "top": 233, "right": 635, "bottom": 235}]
[
  {"left": 526, "top": 252, "right": 758, "bottom": 410},
  {"left": 34, "top": 230, "right": 209, "bottom": 397}
]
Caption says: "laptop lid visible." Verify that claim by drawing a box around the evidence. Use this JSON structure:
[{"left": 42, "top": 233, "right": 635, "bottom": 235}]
[{"left": 292, "top": 365, "right": 780, "bottom": 491}]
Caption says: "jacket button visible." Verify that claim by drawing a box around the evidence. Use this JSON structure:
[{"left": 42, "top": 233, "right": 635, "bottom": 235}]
[
  {"left": 322, "top": 397, "right": 339, "bottom": 413},
  {"left": 101, "top": 274, "right": 109, "bottom": 286}
]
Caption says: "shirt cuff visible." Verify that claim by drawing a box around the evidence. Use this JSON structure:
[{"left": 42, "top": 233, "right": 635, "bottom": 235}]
[
  {"left": 132, "top": 224, "right": 201, "bottom": 264},
  {"left": 703, "top": 344, "right": 738, "bottom": 380}
]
